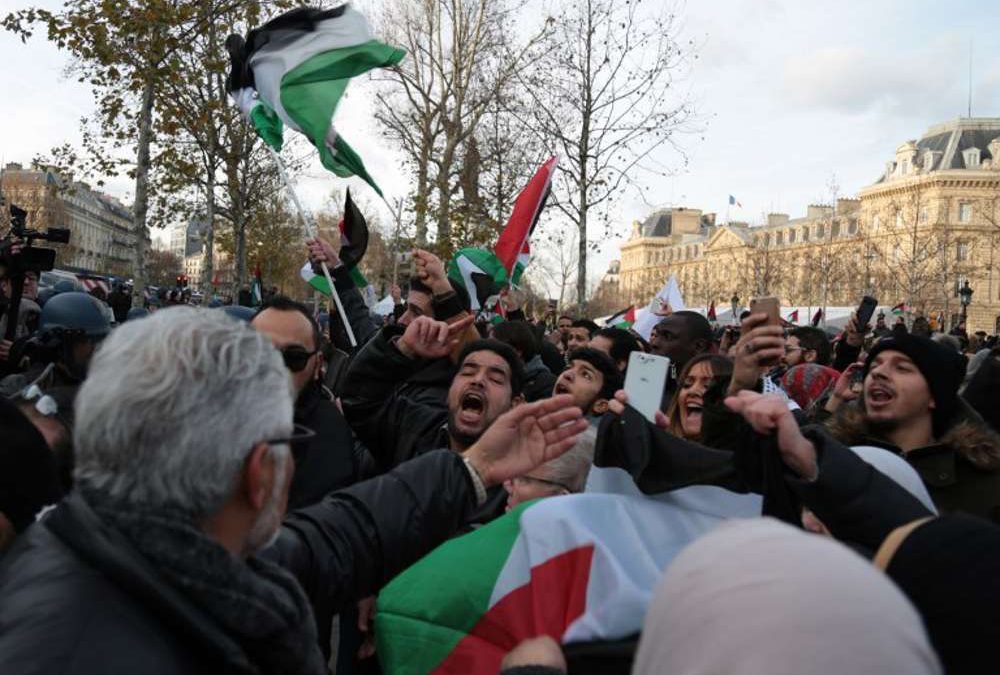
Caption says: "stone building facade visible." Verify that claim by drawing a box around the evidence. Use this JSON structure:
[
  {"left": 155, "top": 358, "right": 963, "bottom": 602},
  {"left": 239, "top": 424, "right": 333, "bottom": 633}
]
[
  {"left": 1, "top": 163, "right": 137, "bottom": 277},
  {"left": 614, "top": 118, "right": 1000, "bottom": 333}
]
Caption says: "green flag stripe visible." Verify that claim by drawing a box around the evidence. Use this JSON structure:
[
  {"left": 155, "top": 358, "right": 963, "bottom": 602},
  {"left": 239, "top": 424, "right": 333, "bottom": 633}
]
[
  {"left": 375, "top": 502, "right": 530, "bottom": 673},
  {"left": 323, "top": 134, "right": 383, "bottom": 196},
  {"left": 249, "top": 104, "right": 284, "bottom": 150}
]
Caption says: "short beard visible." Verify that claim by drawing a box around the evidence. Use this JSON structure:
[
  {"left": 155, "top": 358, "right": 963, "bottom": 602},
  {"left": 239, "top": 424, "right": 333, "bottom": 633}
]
[
  {"left": 244, "top": 450, "right": 288, "bottom": 555},
  {"left": 447, "top": 409, "right": 481, "bottom": 451}
]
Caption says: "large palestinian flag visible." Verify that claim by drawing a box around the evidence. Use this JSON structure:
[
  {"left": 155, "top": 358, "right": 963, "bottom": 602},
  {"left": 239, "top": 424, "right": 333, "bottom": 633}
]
[
  {"left": 605, "top": 306, "right": 636, "bottom": 329},
  {"left": 494, "top": 156, "right": 558, "bottom": 286},
  {"left": 226, "top": 5, "right": 404, "bottom": 195},
  {"left": 376, "top": 489, "right": 760, "bottom": 674},
  {"left": 447, "top": 248, "right": 508, "bottom": 312}
]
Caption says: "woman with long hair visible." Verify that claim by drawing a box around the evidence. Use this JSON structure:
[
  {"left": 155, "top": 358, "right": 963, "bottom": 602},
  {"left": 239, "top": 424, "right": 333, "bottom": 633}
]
[{"left": 664, "top": 353, "right": 734, "bottom": 441}]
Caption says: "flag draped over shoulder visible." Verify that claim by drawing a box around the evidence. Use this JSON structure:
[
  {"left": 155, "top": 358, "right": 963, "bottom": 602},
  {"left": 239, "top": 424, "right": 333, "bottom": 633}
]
[
  {"left": 494, "top": 157, "right": 558, "bottom": 286},
  {"left": 448, "top": 248, "right": 508, "bottom": 312},
  {"left": 225, "top": 5, "right": 404, "bottom": 196}
]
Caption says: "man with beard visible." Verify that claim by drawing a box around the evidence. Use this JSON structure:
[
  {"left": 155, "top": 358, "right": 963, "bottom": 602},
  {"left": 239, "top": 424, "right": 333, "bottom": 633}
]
[
  {"left": 0, "top": 307, "right": 587, "bottom": 673},
  {"left": 342, "top": 314, "right": 525, "bottom": 476},
  {"left": 825, "top": 333, "right": 1000, "bottom": 521}
]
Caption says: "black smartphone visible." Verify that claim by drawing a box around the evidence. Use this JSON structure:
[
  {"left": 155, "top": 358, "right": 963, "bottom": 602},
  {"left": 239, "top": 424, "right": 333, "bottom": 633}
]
[{"left": 856, "top": 295, "right": 877, "bottom": 329}]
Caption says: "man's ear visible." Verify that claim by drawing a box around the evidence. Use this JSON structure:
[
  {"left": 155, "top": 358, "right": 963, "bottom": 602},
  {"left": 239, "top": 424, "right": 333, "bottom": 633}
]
[
  {"left": 592, "top": 398, "right": 610, "bottom": 415},
  {"left": 243, "top": 443, "right": 274, "bottom": 511}
]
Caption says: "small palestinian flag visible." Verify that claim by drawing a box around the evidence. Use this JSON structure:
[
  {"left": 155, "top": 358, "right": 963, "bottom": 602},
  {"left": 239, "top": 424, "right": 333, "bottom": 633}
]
[
  {"left": 226, "top": 5, "right": 404, "bottom": 196},
  {"left": 891, "top": 303, "right": 907, "bottom": 316},
  {"left": 606, "top": 306, "right": 636, "bottom": 329},
  {"left": 448, "top": 248, "right": 508, "bottom": 312},
  {"left": 300, "top": 189, "right": 376, "bottom": 305},
  {"left": 494, "top": 156, "right": 558, "bottom": 286},
  {"left": 811, "top": 308, "right": 824, "bottom": 326},
  {"left": 375, "top": 490, "right": 759, "bottom": 675},
  {"left": 787, "top": 309, "right": 799, "bottom": 323},
  {"left": 707, "top": 300, "right": 717, "bottom": 322},
  {"left": 251, "top": 263, "right": 263, "bottom": 306}
]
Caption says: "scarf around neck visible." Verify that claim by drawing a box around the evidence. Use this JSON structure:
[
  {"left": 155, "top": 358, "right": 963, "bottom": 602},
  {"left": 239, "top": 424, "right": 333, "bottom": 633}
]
[{"left": 86, "top": 492, "right": 327, "bottom": 675}]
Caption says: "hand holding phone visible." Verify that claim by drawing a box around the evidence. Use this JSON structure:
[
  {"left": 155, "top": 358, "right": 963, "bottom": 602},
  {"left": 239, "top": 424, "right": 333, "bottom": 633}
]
[
  {"left": 855, "top": 295, "right": 877, "bottom": 332},
  {"left": 624, "top": 352, "right": 671, "bottom": 423}
]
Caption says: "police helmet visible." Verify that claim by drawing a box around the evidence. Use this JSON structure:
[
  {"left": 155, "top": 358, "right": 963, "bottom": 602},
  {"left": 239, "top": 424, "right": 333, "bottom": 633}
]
[
  {"left": 219, "top": 305, "right": 256, "bottom": 323},
  {"left": 39, "top": 292, "right": 111, "bottom": 340}
]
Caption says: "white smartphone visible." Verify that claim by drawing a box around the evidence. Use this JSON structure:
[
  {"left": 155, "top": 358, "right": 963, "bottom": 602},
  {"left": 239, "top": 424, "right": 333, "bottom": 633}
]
[{"left": 624, "top": 352, "right": 671, "bottom": 423}]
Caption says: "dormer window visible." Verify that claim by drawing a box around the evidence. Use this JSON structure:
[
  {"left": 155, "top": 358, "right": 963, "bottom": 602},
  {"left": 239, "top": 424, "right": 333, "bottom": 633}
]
[
  {"left": 923, "top": 150, "right": 938, "bottom": 172},
  {"left": 963, "top": 148, "right": 981, "bottom": 169},
  {"left": 899, "top": 159, "right": 909, "bottom": 175}
]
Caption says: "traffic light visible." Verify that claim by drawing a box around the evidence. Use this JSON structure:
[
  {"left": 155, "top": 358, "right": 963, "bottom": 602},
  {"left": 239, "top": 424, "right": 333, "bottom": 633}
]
[{"left": 176, "top": 274, "right": 189, "bottom": 289}]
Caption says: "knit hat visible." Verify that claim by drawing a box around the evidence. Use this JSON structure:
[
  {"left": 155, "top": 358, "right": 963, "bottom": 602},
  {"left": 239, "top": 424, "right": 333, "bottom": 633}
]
[
  {"left": 864, "top": 334, "right": 967, "bottom": 438},
  {"left": 781, "top": 364, "right": 841, "bottom": 411},
  {"left": 0, "top": 398, "right": 61, "bottom": 532}
]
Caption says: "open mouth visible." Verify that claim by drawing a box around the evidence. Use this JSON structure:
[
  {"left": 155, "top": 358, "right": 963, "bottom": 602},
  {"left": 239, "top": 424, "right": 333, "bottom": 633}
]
[
  {"left": 554, "top": 381, "right": 570, "bottom": 395},
  {"left": 867, "top": 385, "right": 895, "bottom": 407},
  {"left": 458, "top": 391, "right": 486, "bottom": 426},
  {"left": 684, "top": 402, "right": 704, "bottom": 423}
]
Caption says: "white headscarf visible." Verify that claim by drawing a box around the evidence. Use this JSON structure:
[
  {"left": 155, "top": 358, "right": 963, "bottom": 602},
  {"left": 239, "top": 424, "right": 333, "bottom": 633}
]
[
  {"left": 633, "top": 518, "right": 942, "bottom": 675},
  {"left": 850, "top": 445, "right": 937, "bottom": 514}
]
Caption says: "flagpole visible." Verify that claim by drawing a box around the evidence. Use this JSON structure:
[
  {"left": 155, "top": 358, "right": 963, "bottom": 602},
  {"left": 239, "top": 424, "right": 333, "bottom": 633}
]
[{"left": 266, "top": 146, "right": 357, "bottom": 348}]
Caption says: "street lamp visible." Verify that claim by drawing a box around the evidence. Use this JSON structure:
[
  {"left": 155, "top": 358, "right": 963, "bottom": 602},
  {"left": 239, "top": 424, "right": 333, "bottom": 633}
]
[
  {"left": 730, "top": 293, "right": 740, "bottom": 324},
  {"left": 959, "top": 280, "right": 974, "bottom": 325}
]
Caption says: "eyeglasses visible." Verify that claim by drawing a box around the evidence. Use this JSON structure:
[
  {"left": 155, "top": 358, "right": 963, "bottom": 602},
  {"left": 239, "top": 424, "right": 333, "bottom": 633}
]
[
  {"left": 280, "top": 346, "right": 318, "bottom": 372},
  {"left": 263, "top": 424, "right": 316, "bottom": 447},
  {"left": 513, "top": 475, "right": 573, "bottom": 493}
]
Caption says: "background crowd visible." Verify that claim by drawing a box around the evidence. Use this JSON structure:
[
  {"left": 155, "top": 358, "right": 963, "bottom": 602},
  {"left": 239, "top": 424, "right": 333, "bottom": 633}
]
[{"left": 1, "top": 233, "right": 1000, "bottom": 675}]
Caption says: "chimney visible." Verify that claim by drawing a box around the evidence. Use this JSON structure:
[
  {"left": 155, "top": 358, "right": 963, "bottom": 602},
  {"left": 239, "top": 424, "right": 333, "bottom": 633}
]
[
  {"left": 806, "top": 204, "right": 833, "bottom": 220},
  {"left": 836, "top": 198, "right": 860, "bottom": 214},
  {"left": 767, "top": 213, "right": 790, "bottom": 227},
  {"left": 671, "top": 207, "right": 702, "bottom": 235}
]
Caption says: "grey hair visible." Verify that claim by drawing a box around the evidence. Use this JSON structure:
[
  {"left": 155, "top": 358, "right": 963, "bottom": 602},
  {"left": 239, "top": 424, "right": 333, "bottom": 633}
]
[
  {"left": 931, "top": 333, "right": 961, "bottom": 353},
  {"left": 74, "top": 306, "right": 294, "bottom": 519},
  {"left": 539, "top": 426, "right": 597, "bottom": 493}
]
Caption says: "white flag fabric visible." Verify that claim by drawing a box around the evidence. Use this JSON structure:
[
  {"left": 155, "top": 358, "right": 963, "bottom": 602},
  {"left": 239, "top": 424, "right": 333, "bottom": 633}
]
[{"left": 631, "top": 275, "right": 686, "bottom": 340}]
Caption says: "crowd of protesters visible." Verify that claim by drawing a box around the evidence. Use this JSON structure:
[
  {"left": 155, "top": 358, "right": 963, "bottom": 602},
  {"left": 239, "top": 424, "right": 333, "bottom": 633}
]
[{"left": 1, "top": 231, "right": 1000, "bottom": 675}]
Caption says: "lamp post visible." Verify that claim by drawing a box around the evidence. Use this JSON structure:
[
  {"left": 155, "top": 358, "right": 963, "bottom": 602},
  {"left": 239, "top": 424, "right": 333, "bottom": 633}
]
[
  {"left": 730, "top": 293, "right": 740, "bottom": 325},
  {"left": 959, "top": 280, "right": 974, "bottom": 326}
]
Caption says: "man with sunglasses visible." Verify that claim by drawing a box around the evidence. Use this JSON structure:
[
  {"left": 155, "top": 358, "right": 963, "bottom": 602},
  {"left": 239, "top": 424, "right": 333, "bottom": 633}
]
[{"left": 252, "top": 297, "right": 361, "bottom": 509}]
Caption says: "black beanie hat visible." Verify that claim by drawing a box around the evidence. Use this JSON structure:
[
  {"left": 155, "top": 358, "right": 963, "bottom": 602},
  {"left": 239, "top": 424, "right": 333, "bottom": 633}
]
[
  {"left": 864, "top": 334, "right": 967, "bottom": 438},
  {"left": 0, "top": 398, "right": 61, "bottom": 533}
]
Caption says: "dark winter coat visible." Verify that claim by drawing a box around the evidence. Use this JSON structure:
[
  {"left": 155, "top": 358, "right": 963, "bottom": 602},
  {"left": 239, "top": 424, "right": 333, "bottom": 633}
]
[
  {"left": 0, "top": 451, "right": 480, "bottom": 674},
  {"left": 522, "top": 354, "right": 557, "bottom": 402},
  {"left": 828, "top": 405, "right": 1000, "bottom": 522}
]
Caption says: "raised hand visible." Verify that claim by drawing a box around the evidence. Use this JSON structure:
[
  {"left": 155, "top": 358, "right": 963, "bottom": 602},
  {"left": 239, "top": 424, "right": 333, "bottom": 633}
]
[
  {"left": 724, "top": 390, "right": 818, "bottom": 480},
  {"left": 728, "top": 312, "right": 785, "bottom": 394},
  {"left": 825, "top": 361, "right": 863, "bottom": 414},
  {"left": 306, "top": 236, "right": 340, "bottom": 267},
  {"left": 463, "top": 394, "right": 588, "bottom": 487},
  {"left": 608, "top": 390, "right": 669, "bottom": 430},
  {"left": 412, "top": 249, "right": 450, "bottom": 295},
  {"left": 397, "top": 315, "right": 474, "bottom": 360}
]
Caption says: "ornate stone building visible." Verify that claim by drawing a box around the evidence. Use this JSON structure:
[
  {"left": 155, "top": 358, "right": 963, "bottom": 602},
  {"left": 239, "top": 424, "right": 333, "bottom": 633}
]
[
  {"left": 614, "top": 117, "right": 1000, "bottom": 333},
  {"left": 1, "top": 162, "right": 138, "bottom": 277}
]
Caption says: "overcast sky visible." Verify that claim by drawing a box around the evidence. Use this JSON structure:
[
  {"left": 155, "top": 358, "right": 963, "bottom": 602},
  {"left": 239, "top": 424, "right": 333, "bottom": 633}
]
[{"left": 2, "top": 0, "right": 998, "bottom": 283}]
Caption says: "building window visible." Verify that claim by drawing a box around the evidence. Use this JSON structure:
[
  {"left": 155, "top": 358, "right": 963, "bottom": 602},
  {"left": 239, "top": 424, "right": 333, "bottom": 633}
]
[
  {"left": 954, "top": 276, "right": 969, "bottom": 297},
  {"left": 775, "top": 231, "right": 784, "bottom": 246},
  {"left": 959, "top": 203, "right": 972, "bottom": 223},
  {"left": 788, "top": 229, "right": 796, "bottom": 244},
  {"left": 802, "top": 227, "right": 810, "bottom": 241},
  {"left": 895, "top": 211, "right": 903, "bottom": 227},
  {"left": 900, "top": 159, "right": 909, "bottom": 175},
  {"left": 831, "top": 221, "right": 841, "bottom": 237},
  {"left": 957, "top": 242, "right": 969, "bottom": 262},
  {"left": 848, "top": 220, "right": 858, "bottom": 235},
  {"left": 919, "top": 207, "right": 929, "bottom": 223},
  {"left": 816, "top": 224, "right": 825, "bottom": 238},
  {"left": 873, "top": 215, "right": 881, "bottom": 229}
]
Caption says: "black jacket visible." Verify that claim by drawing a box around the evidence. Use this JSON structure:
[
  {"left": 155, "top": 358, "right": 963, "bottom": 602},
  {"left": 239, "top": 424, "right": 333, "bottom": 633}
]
[
  {"left": 288, "top": 383, "right": 362, "bottom": 509},
  {"left": 0, "top": 451, "right": 479, "bottom": 674},
  {"left": 327, "top": 265, "right": 379, "bottom": 351},
  {"left": 341, "top": 327, "right": 454, "bottom": 472},
  {"left": 522, "top": 355, "right": 557, "bottom": 402}
]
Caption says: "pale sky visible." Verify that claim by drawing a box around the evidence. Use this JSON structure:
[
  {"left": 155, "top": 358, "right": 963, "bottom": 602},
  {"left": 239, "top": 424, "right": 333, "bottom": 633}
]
[{"left": 2, "top": 0, "right": 998, "bottom": 287}]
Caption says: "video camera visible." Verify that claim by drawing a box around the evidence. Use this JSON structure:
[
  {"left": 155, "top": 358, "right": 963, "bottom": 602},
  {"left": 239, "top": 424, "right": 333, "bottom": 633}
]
[{"left": 2, "top": 195, "right": 72, "bottom": 345}]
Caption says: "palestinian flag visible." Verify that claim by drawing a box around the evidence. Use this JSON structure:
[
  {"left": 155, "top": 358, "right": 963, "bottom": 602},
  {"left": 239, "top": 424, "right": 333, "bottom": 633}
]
[
  {"left": 891, "top": 302, "right": 907, "bottom": 316},
  {"left": 251, "top": 263, "right": 263, "bottom": 306},
  {"left": 707, "top": 300, "right": 717, "bottom": 322},
  {"left": 376, "top": 491, "right": 757, "bottom": 675},
  {"left": 787, "top": 309, "right": 799, "bottom": 323},
  {"left": 811, "top": 308, "right": 823, "bottom": 326},
  {"left": 606, "top": 306, "right": 636, "bottom": 329},
  {"left": 299, "top": 189, "right": 376, "bottom": 306},
  {"left": 494, "top": 156, "right": 558, "bottom": 286},
  {"left": 448, "top": 248, "right": 508, "bottom": 312},
  {"left": 225, "top": 5, "right": 405, "bottom": 196}
]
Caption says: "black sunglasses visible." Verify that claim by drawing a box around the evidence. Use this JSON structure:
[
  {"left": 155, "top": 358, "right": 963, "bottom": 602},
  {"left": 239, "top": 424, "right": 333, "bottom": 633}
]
[{"left": 280, "top": 346, "right": 318, "bottom": 372}]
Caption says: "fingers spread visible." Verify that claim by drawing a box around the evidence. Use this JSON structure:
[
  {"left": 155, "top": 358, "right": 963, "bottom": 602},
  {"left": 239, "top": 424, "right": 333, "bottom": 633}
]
[{"left": 537, "top": 405, "right": 585, "bottom": 433}]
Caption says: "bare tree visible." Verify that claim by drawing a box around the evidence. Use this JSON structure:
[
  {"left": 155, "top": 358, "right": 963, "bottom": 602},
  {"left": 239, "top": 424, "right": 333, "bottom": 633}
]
[
  {"left": 526, "top": 224, "right": 578, "bottom": 309},
  {"left": 517, "top": 0, "right": 695, "bottom": 309},
  {"left": 374, "top": 0, "right": 546, "bottom": 253}
]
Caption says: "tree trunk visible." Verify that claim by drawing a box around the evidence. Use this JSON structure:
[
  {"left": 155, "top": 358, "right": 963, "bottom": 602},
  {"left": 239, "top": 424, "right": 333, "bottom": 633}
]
[
  {"left": 130, "top": 79, "right": 155, "bottom": 307},
  {"left": 202, "top": 178, "right": 215, "bottom": 293},
  {"left": 413, "top": 128, "right": 431, "bottom": 246}
]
